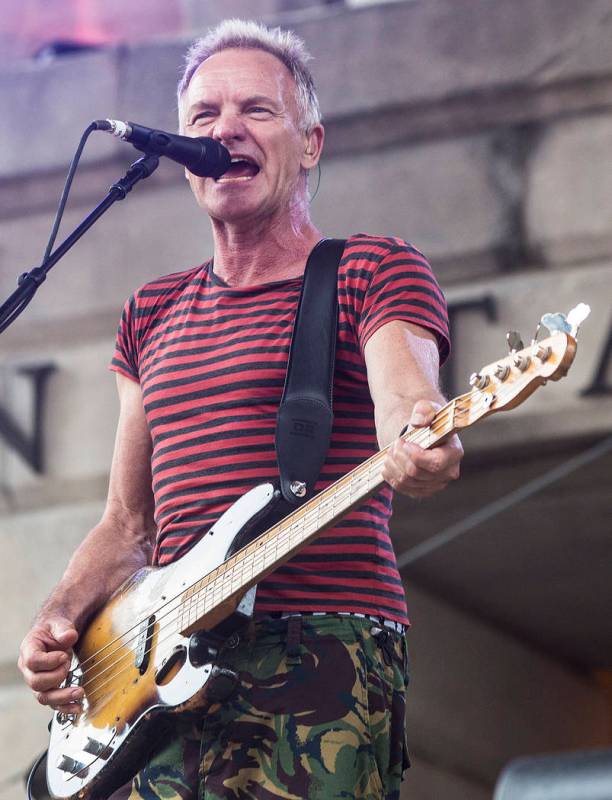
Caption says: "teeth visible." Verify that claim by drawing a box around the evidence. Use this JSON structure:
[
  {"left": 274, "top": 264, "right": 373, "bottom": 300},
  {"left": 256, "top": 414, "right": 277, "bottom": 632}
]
[{"left": 217, "top": 175, "right": 255, "bottom": 182}]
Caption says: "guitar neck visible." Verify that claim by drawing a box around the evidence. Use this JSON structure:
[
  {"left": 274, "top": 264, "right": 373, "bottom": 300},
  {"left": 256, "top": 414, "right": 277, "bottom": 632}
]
[{"left": 178, "top": 396, "right": 465, "bottom": 633}]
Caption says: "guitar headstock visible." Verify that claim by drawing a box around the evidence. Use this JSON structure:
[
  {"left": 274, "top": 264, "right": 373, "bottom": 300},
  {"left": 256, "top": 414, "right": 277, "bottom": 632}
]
[{"left": 452, "top": 304, "right": 590, "bottom": 428}]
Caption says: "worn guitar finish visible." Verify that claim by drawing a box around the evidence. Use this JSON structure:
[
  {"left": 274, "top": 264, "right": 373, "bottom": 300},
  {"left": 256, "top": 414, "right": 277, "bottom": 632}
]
[{"left": 45, "top": 311, "right": 587, "bottom": 799}]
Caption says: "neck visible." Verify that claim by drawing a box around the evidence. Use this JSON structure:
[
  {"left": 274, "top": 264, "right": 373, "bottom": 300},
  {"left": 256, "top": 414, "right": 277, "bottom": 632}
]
[{"left": 209, "top": 197, "right": 322, "bottom": 286}]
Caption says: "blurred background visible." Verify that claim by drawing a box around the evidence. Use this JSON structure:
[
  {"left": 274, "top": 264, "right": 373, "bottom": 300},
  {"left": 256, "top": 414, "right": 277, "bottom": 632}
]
[{"left": 1, "top": 1, "right": 611, "bottom": 798}]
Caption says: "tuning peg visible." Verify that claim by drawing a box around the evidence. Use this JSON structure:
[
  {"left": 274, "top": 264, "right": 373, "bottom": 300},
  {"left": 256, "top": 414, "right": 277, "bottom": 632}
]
[
  {"left": 531, "top": 322, "right": 542, "bottom": 345},
  {"left": 469, "top": 372, "right": 490, "bottom": 390},
  {"left": 513, "top": 353, "right": 531, "bottom": 371},
  {"left": 494, "top": 364, "right": 510, "bottom": 381},
  {"left": 506, "top": 330, "right": 523, "bottom": 352},
  {"left": 533, "top": 344, "right": 551, "bottom": 362}
]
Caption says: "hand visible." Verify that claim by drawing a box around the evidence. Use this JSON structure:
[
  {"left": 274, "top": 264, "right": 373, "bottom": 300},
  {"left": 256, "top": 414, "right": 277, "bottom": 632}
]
[
  {"left": 382, "top": 399, "right": 463, "bottom": 498},
  {"left": 18, "top": 615, "right": 83, "bottom": 714}
]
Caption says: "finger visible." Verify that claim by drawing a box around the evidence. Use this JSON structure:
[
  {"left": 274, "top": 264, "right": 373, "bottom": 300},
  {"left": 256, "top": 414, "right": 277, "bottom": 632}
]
[
  {"left": 22, "top": 647, "right": 71, "bottom": 673},
  {"left": 390, "top": 469, "right": 450, "bottom": 497},
  {"left": 403, "top": 479, "right": 449, "bottom": 497},
  {"left": 383, "top": 459, "right": 426, "bottom": 486},
  {"left": 53, "top": 702, "right": 83, "bottom": 716},
  {"left": 386, "top": 442, "right": 439, "bottom": 482},
  {"left": 383, "top": 450, "right": 455, "bottom": 497},
  {"left": 36, "top": 686, "right": 83, "bottom": 708},
  {"left": 399, "top": 441, "right": 461, "bottom": 477},
  {"left": 27, "top": 663, "right": 72, "bottom": 693}
]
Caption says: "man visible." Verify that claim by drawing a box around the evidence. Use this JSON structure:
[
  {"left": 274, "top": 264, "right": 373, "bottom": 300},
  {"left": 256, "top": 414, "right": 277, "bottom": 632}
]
[{"left": 19, "top": 20, "right": 463, "bottom": 800}]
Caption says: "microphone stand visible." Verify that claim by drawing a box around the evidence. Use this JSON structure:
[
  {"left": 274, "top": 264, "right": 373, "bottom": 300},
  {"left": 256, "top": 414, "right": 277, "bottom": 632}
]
[{"left": 0, "top": 153, "right": 160, "bottom": 335}]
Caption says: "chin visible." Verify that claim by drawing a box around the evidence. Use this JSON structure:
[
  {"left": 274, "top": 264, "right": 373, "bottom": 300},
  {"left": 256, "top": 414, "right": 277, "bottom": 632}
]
[{"left": 206, "top": 204, "right": 262, "bottom": 226}]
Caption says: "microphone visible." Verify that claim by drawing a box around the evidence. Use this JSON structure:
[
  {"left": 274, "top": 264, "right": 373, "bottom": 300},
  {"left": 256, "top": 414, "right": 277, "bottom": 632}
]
[{"left": 95, "top": 119, "right": 231, "bottom": 179}]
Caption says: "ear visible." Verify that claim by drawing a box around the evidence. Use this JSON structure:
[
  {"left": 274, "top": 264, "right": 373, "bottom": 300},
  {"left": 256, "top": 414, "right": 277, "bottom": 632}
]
[{"left": 300, "top": 124, "right": 325, "bottom": 170}]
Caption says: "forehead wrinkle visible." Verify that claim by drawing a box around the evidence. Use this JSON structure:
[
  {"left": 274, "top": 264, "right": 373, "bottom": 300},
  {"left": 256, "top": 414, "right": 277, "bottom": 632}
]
[{"left": 186, "top": 49, "right": 299, "bottom": 118}]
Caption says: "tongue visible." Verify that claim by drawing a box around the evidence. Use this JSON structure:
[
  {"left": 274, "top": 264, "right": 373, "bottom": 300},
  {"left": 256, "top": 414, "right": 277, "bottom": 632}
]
[{"left": 226, "top": 161, "right": 259, "bottom": 178}]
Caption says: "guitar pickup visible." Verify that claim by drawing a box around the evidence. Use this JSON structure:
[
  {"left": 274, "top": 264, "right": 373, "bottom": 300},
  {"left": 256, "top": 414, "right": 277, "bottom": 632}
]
[
  {"left": 83, "top": 737, "right": 113, "bottom": 760},
  {"left": 134, "top": 615, "right": 156, "bottom": 674},
  {"left": 56, "top": 754, "right": 88, "bottom": 776}
]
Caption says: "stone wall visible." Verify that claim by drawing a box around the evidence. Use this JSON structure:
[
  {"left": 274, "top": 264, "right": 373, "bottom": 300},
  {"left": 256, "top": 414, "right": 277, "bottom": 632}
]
[{"left": 1, "top": 1, "right": 612, "bottom": 797}]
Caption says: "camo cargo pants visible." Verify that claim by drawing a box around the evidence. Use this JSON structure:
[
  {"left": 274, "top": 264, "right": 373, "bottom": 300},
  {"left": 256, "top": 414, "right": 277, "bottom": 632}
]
[{"left": 109, "top": 614, "right": 410, "bottom": 800}]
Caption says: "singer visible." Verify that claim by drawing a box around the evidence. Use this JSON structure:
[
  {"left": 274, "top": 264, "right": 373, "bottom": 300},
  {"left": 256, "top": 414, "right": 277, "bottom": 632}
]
[{"left": 19, "top": 19, "right": 462, "bottom": 800}]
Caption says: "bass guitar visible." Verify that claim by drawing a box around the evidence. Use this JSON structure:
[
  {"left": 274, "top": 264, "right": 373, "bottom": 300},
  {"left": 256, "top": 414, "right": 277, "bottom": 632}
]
[{"left": 44, "top": 304, "right": 589, "bottom": 799}]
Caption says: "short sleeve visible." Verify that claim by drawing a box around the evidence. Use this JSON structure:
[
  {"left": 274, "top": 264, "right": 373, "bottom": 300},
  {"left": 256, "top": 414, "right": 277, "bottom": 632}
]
[
  {"left": 357, "top": 241, "right": 450, "bottom": 365},
  {"left": 109, "top": 295, "right": 140, "bottom": 382}
]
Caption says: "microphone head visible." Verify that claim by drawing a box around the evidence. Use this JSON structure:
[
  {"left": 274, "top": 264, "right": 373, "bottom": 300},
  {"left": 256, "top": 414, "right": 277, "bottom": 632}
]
[{"left": 189, "top": 138, "right": 231, "bottom": 179}]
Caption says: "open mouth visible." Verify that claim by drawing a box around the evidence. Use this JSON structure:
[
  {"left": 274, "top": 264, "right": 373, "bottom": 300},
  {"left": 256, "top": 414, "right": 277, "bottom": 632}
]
[{"left": 217, "top": 157, "right": 261, "bottom": 182}]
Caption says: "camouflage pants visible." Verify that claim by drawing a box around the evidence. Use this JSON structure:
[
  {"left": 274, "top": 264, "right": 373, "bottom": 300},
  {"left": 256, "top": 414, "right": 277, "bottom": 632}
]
[{"left": 109, "top": 615, "right": 410, "bottom": 800}]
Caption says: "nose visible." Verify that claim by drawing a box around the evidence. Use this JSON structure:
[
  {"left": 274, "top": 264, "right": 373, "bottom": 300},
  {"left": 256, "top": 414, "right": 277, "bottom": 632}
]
[{"left": 211, "top": 109, "right": 245, "bottom": 144}]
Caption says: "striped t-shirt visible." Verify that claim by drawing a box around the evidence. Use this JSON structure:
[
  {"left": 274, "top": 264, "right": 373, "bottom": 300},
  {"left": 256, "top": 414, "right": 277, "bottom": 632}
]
[{"left": 110, "top": 234, "right": 449, "bottom": 625}]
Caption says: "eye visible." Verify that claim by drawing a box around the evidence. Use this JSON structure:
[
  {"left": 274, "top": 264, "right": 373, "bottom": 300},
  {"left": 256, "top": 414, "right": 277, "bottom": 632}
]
[
  {"left": 190, "top": 110, "right": 216, "bottom": 125},
  {"left": 248, "top": 106, "right": 273, "bottom": 116}
]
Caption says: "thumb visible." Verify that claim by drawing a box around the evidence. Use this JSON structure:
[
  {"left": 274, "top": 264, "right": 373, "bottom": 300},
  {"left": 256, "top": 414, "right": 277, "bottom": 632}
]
[
  {"left": 49, "top": 619, "right": 78, "bottom": 648},
  {"left": 409, "top": 399, "right": 439, "bottom": 428}
]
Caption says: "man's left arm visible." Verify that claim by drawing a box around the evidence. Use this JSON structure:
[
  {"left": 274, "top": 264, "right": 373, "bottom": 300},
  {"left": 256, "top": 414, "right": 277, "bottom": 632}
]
[{"left": 364, "top": 319, "right": 463, "bottom": 498}]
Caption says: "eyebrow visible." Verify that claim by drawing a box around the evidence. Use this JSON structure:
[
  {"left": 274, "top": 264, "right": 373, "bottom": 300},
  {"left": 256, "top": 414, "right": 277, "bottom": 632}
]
[
  {"left": 187, "top": 94, "right": 283, "bottom": 117},
  {"left": 242, "top": 94, "right": 282, "bottom": 109}
]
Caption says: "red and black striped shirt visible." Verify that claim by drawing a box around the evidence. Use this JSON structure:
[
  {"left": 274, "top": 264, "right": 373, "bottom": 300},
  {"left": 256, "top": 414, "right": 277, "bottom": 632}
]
[{"left": 110, "top": 234, "right": 449, "bottom": 625}]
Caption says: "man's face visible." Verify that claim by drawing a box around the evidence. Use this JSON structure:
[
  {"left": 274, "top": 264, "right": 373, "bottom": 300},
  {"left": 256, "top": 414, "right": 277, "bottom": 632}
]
[{"left": 181, "top": 48, "right": 322, "bottom": 225}]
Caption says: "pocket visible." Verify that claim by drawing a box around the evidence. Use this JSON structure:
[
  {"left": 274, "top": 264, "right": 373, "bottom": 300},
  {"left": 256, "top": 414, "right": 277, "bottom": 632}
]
[{"left": 364, "top": 628, "right": 410, "bottom": 794}]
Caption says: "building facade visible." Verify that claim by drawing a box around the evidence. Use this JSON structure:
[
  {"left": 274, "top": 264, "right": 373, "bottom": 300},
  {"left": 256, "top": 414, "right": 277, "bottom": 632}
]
[{"left": 1, "top": 1, "right": 611, "bottom": 797}]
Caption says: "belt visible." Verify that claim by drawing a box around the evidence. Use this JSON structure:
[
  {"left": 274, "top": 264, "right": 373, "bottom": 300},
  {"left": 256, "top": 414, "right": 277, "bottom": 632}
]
[{"left": 263, "top": 610, "right": 405, "bottom": 636}]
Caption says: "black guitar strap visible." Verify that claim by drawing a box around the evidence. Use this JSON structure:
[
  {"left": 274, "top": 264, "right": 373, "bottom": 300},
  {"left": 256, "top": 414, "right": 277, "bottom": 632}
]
[{"left": 275, "top": 238, "right": 346, "bottom": 506}]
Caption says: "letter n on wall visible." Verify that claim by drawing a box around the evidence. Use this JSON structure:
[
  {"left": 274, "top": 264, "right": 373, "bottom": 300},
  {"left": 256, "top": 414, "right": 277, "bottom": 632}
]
[{"left": 0, "top": 363, "right": 56, "bottom": 474}]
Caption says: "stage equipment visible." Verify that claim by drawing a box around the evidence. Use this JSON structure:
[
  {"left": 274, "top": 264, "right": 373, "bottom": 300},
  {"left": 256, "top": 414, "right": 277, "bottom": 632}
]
[{"left": 494, "top": 749, "right": 612, "bottom": 800}]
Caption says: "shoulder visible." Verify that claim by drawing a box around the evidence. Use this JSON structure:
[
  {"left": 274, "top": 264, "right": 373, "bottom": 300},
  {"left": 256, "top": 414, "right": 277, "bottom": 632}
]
[
  {"left": 342, "top": 233, "right": 429, "bottom": 270},
  {"left": 130, "top": 262, "right": 209, "bottom": 308},
  {"left": 339, "top": 233, "right": 434, "bottom": 290}
]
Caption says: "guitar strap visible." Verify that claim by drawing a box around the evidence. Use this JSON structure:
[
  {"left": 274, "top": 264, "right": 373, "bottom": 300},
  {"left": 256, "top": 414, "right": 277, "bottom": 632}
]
[{"left": 275, "top": 238, "right": 346, "bottom": 506}]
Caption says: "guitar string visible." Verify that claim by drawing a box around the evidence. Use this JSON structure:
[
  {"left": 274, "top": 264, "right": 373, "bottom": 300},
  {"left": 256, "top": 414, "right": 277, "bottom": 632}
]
[
  {"left": 59, "top": 459, "right": 383, "bottom": 722},
  {"left": 75, "top": 360, "right": 543, "bottom": 716},
  {"left": 70, "top": 393, "right": 464, "bottom": 683},
  {"left": 76, "top": 452, "right": 394, "bottom": 708},
  {"left": 67, "top": 392, "right": 484, "bottom": 715},
  {"left": 65, "top": 390, "right": 481, "bottom": 714},
  {"left": 76, "top": 452, "right": 396, "bottom": 715},
  {"left": 73, "top": 394, "right": 461, "bottom": 687},
  {"left": 63, "top": 370, "right": 538, "bottom": 728}
]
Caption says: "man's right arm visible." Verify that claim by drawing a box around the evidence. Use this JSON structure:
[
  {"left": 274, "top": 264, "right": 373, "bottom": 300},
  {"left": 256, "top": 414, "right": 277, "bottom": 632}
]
[{"left": 18, "top": 374, "right": 156, "bottom": 714}]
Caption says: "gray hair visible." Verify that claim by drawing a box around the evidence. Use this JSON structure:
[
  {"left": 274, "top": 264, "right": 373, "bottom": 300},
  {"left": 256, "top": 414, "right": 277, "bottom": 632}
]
[{"left": 177, "top": 19, "right": 321, "bottom": 132}]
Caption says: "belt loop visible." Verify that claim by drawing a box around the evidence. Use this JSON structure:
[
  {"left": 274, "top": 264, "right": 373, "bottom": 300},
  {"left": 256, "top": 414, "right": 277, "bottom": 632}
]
[{"left": 286, "top": 615, "right": 302, "bottom": 666}]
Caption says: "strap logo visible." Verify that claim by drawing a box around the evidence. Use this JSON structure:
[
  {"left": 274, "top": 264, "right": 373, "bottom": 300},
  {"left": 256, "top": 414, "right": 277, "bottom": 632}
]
[{"left": 290, "top": 418, "right": 317, "bottom": 438}]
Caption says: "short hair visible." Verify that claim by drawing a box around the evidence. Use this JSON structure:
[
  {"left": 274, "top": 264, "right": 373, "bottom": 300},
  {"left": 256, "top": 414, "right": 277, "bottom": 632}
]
[{"left": 177, "top": 19, "right": 321, "bottom": 132}]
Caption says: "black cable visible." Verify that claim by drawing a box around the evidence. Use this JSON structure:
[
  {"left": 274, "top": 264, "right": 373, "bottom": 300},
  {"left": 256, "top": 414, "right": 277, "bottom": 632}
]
[
  {"left": 0, "top": 121, "right": 114, "bottom": 336},
  {"left": 42, "top": 121, "right": 99, "bottom": 263}
]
